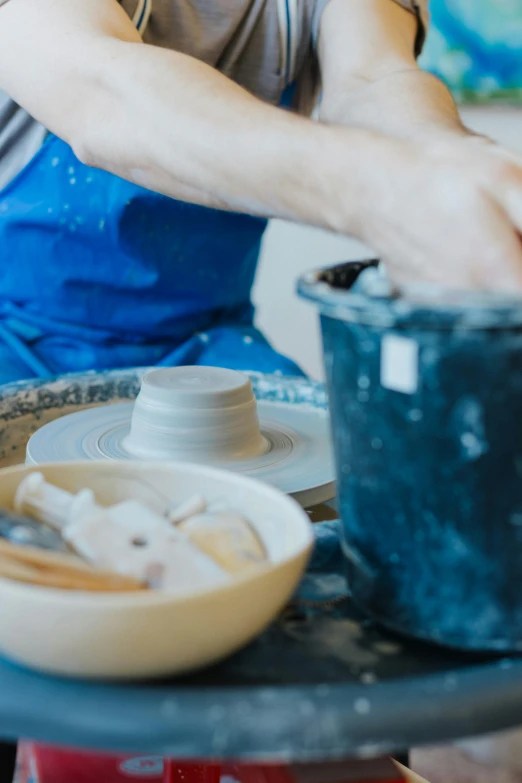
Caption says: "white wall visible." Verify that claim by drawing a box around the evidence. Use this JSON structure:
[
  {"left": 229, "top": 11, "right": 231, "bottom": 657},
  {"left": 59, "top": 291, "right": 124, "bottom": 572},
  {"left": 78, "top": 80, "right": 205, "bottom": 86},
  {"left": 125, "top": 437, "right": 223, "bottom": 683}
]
[{"left": 253, "top": 107, "right": 522, "bottom": 380}]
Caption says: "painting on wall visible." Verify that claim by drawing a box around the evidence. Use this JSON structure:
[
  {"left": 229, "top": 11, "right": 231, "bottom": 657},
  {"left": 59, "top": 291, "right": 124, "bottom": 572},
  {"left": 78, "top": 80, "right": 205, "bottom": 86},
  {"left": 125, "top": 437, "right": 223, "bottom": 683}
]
[{"left": 420, "top": 0, "right": 522, "bottom": 102}]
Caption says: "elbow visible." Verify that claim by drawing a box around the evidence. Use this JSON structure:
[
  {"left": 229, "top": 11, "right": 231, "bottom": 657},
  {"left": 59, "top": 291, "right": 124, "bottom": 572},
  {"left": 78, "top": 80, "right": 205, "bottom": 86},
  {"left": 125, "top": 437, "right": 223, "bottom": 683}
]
[
  {"left": 67, "top": 89, "right": 123, "bottom": 173},
  {"left": 66, "top": 42, "right": 135, "bottom": 170},
  {"left": 67, "top": 88, "right": 113, "bottom": 170},
  {"left": 318, "top": 81, "right": 364, "bottom": 125},
  {"left": 70, "top": 130, "right": 98, "bottom": 169}
]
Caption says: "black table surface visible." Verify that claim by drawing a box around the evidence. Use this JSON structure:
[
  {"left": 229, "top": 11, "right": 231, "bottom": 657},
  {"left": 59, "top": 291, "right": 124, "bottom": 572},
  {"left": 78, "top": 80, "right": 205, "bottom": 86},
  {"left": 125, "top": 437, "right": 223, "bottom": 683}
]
[
  {"left": 0, "top": 582, "right": 521, "bottom": 763},
  {"left": 1, "top": 372, "right": 520, "bottom": 762}
]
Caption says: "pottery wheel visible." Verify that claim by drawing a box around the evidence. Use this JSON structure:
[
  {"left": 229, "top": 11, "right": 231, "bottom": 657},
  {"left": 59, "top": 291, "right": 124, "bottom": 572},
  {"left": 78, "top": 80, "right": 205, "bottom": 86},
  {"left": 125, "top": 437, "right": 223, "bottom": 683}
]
[{"left": 26, "top": 367, "right": 335, "bottom": 507}]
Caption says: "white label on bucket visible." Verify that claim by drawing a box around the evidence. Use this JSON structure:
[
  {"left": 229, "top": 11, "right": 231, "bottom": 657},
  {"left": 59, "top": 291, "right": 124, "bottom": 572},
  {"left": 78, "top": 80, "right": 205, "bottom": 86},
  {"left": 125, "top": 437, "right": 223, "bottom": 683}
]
[{"left": 380, "top": 335, "right": 419, "bottom": 394}]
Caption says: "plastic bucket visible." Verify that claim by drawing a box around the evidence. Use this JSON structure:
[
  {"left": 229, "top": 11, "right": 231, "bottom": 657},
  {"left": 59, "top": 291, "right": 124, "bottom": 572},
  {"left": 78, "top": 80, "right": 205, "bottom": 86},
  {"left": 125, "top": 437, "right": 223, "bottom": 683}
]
[{"left": 299, "top": 260, "right": 522, "bottom": 652}]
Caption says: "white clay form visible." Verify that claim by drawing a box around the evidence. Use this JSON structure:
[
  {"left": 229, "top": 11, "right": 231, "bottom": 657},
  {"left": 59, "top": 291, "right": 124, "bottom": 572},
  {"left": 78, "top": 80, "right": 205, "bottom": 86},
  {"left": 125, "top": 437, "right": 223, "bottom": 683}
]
[
  {"left": 25, "top": 367, "right": 336, "bottom": 507},
  {"left": 125, "top": 367, "right": 269, "bottom": 461}
]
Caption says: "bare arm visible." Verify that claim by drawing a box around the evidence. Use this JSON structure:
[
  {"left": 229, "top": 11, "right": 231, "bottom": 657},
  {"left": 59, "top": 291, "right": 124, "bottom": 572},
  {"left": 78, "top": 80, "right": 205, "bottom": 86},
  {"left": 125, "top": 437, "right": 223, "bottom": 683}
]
[
  {"left": 316, "top": 0, "right": 522, "bottom": 291},
  {"left": 318, "top": 0, "right": 465, "bottom": 142},
  {"left": 0, "top": 0, "right": 372, "bottom": 231},
  {"left": 3, "top": 0, "right": 522, "bottom": 292}
]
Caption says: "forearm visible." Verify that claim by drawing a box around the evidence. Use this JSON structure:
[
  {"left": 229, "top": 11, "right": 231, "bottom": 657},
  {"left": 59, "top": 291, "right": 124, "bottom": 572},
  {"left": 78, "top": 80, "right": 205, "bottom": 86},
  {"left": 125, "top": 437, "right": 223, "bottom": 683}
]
[
  {"left": 0, "top": 0, "right": 378, "bottom": 236},
  {"left": 78, "top": 39, "right": 364, "bottom": 229},
  {"left": 318, "top": 0, "right": 468, "bottom": 144},
  {"left": 320, "top": 67, "right": 468, "bottom": 143}
]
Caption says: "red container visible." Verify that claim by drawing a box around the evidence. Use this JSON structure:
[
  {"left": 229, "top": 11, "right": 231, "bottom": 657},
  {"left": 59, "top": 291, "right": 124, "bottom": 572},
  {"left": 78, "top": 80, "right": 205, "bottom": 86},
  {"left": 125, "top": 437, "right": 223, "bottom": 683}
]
[
  {"left": 20, "top": 745, "right": 220, "bottom": 783},
  {"left": 19, "top": 743, "right": 408, "bottom": 783}
]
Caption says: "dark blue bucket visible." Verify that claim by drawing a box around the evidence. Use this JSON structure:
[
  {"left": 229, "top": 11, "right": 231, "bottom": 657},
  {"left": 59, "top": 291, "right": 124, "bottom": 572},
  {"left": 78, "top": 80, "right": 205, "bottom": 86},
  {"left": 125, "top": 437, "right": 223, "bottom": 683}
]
[{"left": 299, "top": 260, "right": 522, "bottom": 652}]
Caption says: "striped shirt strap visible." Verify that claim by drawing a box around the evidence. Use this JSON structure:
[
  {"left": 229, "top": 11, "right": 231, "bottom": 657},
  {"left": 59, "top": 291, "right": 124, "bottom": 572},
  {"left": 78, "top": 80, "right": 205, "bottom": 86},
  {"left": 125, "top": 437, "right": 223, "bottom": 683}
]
[
  {"left": 276, "top": 0, "right": 299, "bottom": 86},
  {"left": 132, "top": 0, "right": 152, "bottom": 36},
  {"left": 0, "top": 0, "right": 152, "bottom": 32}
]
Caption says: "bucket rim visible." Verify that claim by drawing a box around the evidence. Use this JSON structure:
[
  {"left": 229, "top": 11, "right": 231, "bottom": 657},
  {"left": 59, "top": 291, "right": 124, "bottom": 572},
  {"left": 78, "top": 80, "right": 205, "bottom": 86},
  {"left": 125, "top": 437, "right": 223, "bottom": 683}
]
[{"left": 297, "top": 260, "right": 522, "bottom": 330}]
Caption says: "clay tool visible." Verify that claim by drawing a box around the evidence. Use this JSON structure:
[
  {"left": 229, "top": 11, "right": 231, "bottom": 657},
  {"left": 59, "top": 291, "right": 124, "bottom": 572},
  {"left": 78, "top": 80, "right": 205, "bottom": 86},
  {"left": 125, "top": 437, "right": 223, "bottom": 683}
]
[
  {"left": 167, "top": 494, "right": 207, "bottom": 524},
  {"left": 0, "top": 540, "right": 145, "bottom": 591},
  {"left": 15, "top": 473, "right": 229, "bottom": 592},
  {"left": 178, "top": 511, "right": 268, "bottom": 575},
  {"left": 393, "top": 763, "right": 430, "bottom": 783},
  {"left": 0, "top": 508, "right": 68, "bottom": 552}
]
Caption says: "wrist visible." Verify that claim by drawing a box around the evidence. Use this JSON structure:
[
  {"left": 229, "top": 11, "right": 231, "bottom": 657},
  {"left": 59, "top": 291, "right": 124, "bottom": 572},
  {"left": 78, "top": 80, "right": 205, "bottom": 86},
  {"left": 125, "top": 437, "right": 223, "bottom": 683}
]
[
  {"left": 311, "top": 126, "right": 408, "bottom": 240},
  {"left": 319, "top": 69, "right": 469, "bottom": 146},
  {"left": 287, "top": 122, "right": 393, "bottom": 238}
]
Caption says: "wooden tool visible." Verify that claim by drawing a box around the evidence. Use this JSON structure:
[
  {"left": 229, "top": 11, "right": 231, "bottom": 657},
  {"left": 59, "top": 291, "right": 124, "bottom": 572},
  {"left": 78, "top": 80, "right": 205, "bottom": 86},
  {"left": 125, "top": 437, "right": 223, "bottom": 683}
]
[
  {"left": 15, "top": 473, "right": 229, "bottom": 591},
  {"left": 0, "top": 539, "right": 145, "bottom": 592}
]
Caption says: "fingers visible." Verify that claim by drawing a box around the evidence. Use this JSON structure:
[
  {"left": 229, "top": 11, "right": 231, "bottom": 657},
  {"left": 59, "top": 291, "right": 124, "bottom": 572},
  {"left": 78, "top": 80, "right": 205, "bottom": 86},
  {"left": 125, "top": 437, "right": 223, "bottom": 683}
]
[
  {"left": 384, "top": 197, "right": 522, "bottom": 295},
  {"left": 498, "top": 183, "right": 522, "bottom": 240},
  {"left": 423, "top": 148, "right": 522, "bottom": 293},
  {"left": 479, "top": 145, "right": 522, "bottom": 237},
  {"left": 473, "top": 204, "right": 522, "bottom": 292},
  {"left": 365, "top": 137, "right": 522, "bottom": 296}
]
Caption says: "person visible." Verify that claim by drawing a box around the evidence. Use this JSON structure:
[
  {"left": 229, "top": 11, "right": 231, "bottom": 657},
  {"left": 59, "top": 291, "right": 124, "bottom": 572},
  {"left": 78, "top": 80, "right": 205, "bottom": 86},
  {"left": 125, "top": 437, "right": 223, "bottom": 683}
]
[{"left": 0, "top": 0, "right": 521, "bottom": 387}]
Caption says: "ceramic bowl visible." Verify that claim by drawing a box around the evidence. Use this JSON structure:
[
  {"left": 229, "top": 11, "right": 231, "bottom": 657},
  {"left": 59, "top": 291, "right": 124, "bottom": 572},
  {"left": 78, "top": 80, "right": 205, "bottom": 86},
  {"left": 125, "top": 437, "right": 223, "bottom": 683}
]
[{"left": 0, "top": 461, "right": 313, "bottom": 679}]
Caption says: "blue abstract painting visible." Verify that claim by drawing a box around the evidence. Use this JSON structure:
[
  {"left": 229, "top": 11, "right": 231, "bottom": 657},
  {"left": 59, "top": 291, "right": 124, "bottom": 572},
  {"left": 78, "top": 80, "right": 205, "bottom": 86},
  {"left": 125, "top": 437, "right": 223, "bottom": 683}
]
[{"left": 420, "top": 0, "right": 522, "bottom": 102}]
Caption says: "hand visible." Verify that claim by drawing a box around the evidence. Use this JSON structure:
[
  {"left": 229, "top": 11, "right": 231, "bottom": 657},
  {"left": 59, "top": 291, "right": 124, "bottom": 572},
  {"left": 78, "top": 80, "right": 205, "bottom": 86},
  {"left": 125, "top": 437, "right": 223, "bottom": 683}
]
[{"left": 356, "top": 133, "right": 522, "bottom": 293}]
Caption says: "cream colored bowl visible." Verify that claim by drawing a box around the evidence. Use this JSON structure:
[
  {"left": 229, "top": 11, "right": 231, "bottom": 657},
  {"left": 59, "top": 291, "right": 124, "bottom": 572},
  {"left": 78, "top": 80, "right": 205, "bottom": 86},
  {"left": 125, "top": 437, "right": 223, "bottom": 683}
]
[{"left": 0, "top": 461, "right": 313, "bottom": 679}]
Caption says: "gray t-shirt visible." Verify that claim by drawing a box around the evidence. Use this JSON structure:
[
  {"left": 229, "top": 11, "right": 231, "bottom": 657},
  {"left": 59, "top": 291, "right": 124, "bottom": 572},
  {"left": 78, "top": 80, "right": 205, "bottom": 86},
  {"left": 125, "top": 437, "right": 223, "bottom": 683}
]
[{"left": 0, "top": 0, "right": 427, "bottom": 191}]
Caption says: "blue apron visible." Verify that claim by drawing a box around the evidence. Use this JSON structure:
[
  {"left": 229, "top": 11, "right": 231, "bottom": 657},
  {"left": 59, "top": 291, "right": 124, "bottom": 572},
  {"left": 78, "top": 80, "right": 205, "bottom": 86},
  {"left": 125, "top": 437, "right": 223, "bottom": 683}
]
[
  {"left": 0, "top": 7, "right": 303, "bottom": 384},
  {"left": 0, "top": 134, "right": 303, "bottom": 384}
]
